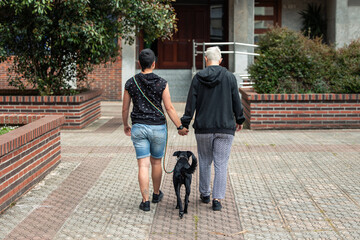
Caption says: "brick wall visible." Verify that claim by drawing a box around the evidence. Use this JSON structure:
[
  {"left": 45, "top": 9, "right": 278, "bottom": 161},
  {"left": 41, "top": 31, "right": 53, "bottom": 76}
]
[
  {"left": 240, "top": 88, "right": 360, "bottom": 129},
  {"left": 87, "top": 56, "right": 122, "bottom": 101},
  {"left": 0, "top": 89, "right": 102, "bottom": 129},
  {"left": 0, "top": 55, "right": 122, "bottom": 101},
  {"left": 0, "top": 60, "right": 12, "bottom": 90},
  {"left": 0, "top": 114, "right": 65, "bottom": 213}
]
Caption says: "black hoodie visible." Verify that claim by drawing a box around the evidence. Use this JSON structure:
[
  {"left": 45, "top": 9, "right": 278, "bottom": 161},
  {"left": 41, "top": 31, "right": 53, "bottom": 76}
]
[{"left": 181, "top": 65, "right": 245, "bottom": 135}]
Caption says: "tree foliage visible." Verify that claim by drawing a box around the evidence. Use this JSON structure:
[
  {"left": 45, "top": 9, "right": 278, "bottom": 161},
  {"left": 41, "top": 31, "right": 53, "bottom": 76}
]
[{"left": 0, "top": 0, "right": 176, "bottom": 95}]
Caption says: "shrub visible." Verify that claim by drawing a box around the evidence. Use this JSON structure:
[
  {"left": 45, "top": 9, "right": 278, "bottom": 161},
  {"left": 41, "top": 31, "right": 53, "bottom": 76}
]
[
  {"left": 330, "top": 40, "right": 360, "bottom": 93},
  {"left": 249, "top": 27, "right": 360, "bottom": 94}
]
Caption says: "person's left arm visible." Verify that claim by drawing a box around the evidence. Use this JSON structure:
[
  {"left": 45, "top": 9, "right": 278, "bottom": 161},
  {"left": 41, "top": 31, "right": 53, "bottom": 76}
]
[
  {"left": 162, "top": 84, "right": 189, "bottom": 135},
  {"left": 231, "top": 75, "right": 245, "bottom": 131}
]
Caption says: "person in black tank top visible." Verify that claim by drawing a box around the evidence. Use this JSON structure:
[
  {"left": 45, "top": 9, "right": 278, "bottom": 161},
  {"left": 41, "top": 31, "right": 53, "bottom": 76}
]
[{"left": 122, "top": 49, "right": 188, "bottom": 211}]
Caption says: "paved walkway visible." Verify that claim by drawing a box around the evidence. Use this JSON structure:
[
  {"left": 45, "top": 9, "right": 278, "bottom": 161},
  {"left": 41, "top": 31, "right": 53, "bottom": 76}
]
[{"left": 1, "top": 102, "right": 360, "bottom": 240}]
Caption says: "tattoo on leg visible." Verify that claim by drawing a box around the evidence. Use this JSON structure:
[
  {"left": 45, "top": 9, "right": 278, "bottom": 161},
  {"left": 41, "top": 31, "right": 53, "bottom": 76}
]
[{"left": 143, "top": 189, "right": 149, "bottom": 196}]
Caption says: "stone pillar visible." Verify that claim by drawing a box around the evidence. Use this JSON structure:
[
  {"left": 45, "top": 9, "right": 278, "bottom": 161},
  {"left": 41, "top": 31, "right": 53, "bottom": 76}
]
[
  {"left": 328, "top": 0, "right": 360, "bottom": 48},
  {"left": 121, "top": 39, "right": 136, "bottom": 99},
  {"left": 326, "top": 0, "right": 336, "bottom": 45},
  {"left": 334, "top": 0, "right": 349, "bottom": 48},
  {"left": 347, "top": 1, "right": 360, "bottom": 43},
  {"left": 228, "top": 0, "right": 254, "bottom": 74}
]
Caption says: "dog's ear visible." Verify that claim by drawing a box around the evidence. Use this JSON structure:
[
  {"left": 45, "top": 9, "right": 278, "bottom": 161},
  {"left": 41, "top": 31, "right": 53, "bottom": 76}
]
[
  {"left": 173, "top": 151, "right": 180, "bottom": 157},
  {"left": 186, "top": 151, "right": 193, "bottom": 159}
]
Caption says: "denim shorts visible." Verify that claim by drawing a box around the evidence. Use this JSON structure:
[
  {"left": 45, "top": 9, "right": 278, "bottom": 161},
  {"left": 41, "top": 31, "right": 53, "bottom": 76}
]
[{"left": 131, "top": 123, "right": 167, "bottom": 159}]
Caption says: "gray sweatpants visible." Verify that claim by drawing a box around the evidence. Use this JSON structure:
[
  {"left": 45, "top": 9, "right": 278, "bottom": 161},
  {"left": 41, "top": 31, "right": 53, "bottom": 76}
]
[{"left": 195, "top": 133, "right": 234, "bottom": 200}]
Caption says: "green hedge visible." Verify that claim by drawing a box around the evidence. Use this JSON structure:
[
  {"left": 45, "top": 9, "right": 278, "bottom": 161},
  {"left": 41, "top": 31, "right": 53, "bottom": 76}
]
[{"left": 249, "top": 27, "right": 360, "bottom": 94}]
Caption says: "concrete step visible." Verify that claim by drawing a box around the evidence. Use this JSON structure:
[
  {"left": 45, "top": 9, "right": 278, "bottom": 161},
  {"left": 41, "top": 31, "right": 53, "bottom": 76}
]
[{"left": 153, "top": 69, "right": 192, "bottom": 102}]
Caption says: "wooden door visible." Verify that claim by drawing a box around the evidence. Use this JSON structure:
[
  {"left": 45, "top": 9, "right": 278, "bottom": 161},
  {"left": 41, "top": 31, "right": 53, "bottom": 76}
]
[{"left": 157, "top": 5, "right": 210, "bottom": 69}]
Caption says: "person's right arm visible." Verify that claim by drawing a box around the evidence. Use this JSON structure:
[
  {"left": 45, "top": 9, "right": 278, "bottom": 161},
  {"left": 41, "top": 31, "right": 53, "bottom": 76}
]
[
  {"left": 181, "top": 77, "right": 197, "bottom": 129},
  {"left": 162, "top": 84, "right": 188, "bottom": 135},
  {"left": 122, "top": 90, "right": 132, "bottom": 136}
]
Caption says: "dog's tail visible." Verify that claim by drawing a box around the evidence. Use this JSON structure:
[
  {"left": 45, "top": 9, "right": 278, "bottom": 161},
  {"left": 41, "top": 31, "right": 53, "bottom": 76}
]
[{"left": 185, "top": 153, "right": 197, "bottom": 174}]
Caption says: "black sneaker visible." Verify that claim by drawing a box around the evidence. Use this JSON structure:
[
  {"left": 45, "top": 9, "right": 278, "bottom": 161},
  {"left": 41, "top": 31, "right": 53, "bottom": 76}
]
[
  {"left": 139, "top": 201, "right": 150, "bottom": 211},
  {"left": 152, "top": 191, "right": 164, "bottom": 203},
  {"left": 212, "top": 199, "right": 222, "bottom": 211},
  {"left": 200, "top": 194, "right": 210, "bottom": 203}
]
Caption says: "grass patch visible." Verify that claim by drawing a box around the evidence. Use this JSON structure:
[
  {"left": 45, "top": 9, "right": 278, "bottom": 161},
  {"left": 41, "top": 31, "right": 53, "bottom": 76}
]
[{"left": 0, "top": 125, "right": 18, "bottom": 135}]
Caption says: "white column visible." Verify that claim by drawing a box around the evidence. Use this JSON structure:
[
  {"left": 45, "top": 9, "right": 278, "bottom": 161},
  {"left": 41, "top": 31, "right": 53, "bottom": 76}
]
[
  {"left": 335, "top": 0, "right": 349, "bottom": 48},
  {"left": 228, "top": 0, "right": 254, "bottom": 74},
  {"left": 121, "top": 39, "right": 136, "bottom": 99}
]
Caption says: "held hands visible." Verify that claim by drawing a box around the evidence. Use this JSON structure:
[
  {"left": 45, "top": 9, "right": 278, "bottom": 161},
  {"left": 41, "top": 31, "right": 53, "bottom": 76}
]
[
  {"left": 178, "top": 127, "right": 189, "bottom": 136},
  {"left": 124, "top": 126, "right": 131, "bottom": 136}
]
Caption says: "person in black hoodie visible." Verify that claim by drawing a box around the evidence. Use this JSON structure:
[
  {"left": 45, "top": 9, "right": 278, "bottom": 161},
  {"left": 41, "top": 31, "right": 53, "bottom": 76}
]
[
  {"left": 180, "top": 46, "right": 245, "bottom": 211},
  {"left": 122, "top": 49, "right": 185, "bottom": 212}
]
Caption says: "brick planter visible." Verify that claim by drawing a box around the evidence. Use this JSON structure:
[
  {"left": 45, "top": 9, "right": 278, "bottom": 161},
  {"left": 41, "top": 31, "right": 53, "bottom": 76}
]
[
  {"left": 0, "top": 114, "right": 65, "bottom": 213},
  {"left": 240, "top": 88, "right": 360, "bottom": 130},
  {"left": 0, "top": 89, "right": 102, "bottom": 129}
]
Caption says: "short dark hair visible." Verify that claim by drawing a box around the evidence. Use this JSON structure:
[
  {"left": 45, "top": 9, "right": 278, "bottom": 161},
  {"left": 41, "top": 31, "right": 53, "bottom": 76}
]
[{"left": 139, "top": 48, "right": 155, "bottom": 71}]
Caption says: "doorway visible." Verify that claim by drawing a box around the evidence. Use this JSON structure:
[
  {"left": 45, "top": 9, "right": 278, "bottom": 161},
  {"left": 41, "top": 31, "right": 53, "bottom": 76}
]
[
  {"left": 157, "top": 5, "right": 210, "bottom": 69},
  {"left": 139, "top": 0, "right": 228, "bottom": 69}
]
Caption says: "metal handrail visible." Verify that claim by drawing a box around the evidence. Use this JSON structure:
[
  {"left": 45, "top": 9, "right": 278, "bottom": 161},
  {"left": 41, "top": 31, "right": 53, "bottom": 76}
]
[
  {"left": 192, "top": 40, "right": 259, "bottom": 88},
  {"left": 198, "top": 42, "right": 258, "bottom": 47}
]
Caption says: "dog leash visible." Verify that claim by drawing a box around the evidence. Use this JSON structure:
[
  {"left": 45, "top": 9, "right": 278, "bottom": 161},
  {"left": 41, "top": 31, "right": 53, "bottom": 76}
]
[{"left": 133, "top": 76, "right": 175, "bottom": 174}]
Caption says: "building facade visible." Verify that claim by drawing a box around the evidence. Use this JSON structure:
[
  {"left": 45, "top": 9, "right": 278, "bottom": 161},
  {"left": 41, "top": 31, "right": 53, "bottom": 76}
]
[{"left": 1, "top": 0, "right": 359, "bottom": 101}]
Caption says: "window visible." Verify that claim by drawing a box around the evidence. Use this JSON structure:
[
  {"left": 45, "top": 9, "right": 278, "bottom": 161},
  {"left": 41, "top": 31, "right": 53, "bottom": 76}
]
[
  {"left": 210, "top": 5, "right": 224, "bottom": 41},
  {"left": 254, "top": 0, "right": 282, "bottom": 43}
]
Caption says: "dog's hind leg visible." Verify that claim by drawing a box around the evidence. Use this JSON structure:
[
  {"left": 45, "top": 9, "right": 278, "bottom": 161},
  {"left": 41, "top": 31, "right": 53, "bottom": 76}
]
[
  {"left": 184, "top": 177, "right": 191, "bottom": 214},
  {"left": 174, "top": 184, "right": 184, "bottom": 218}
]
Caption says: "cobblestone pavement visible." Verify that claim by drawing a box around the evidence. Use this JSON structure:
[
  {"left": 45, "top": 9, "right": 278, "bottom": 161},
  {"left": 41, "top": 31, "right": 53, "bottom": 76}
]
[{"left": 1, "top": 102, "right": 360, "bottom": 240}]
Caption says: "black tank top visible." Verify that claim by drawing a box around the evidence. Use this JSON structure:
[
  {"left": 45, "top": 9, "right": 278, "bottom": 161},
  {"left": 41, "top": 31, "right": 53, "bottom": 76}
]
[{"left": 125, "top": 72, "right": 167, "bottom": 125}]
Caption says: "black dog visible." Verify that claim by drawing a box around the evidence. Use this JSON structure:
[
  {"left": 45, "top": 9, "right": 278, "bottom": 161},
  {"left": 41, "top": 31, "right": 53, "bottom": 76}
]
[{"left": 173, "top": 151, "right": 197, "bottom": 219}]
